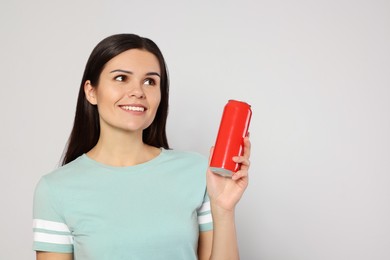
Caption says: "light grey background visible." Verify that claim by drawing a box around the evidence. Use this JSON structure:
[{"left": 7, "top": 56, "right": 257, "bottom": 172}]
[{"left": 1, "top": 0, "right": 389, "bottom": 259}]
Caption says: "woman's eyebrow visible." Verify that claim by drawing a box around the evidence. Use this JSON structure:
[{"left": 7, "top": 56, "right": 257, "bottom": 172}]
[
  {"left": 110, "top": 69, "right": 133, "bottom": 74},
  {"left": 110, "top": 70, "right": 160, "bottom": 78},
  {"left": 146, "top": 72, "right": 161, "bottom": 78}
]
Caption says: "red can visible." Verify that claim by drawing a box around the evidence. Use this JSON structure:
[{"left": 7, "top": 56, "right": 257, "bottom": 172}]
[{"left": 210, "top": 100, "right": 252, "bottom": 177}]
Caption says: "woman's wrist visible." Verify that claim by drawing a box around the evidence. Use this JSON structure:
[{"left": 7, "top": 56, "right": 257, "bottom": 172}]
[{"left": 210, "top": 200, "right": 236, "bottom": 222}]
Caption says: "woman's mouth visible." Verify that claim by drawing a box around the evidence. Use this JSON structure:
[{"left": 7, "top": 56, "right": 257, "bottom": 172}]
[{"left": 120, "top": 105, "right": 146, "bottom": 112}]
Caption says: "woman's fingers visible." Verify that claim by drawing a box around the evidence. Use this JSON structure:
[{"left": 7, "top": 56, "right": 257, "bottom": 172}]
[
  {"left": 231, "top": 156, "right": 249, "bottom": 180},
  {"left": 242, "top": 136, "right": 251, "bottom": 158},
  {"left": 232, "top": 168, "right": 249, "bottom": 181},
  {"left": 231, "top": 137, "right": 251, "bottom": 181},
  {"left": 233, "top": 155, "right": 250, "bottom": 167}
]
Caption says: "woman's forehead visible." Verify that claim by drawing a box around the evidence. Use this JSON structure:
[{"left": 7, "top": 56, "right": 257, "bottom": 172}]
[{"left": 104, "top": 49, "right": 161, "bottom": 73}]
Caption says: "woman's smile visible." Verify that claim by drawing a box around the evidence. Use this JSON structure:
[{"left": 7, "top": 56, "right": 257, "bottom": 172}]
[{"left": 119, "top": 105, "right": 146, "bottom": 112}]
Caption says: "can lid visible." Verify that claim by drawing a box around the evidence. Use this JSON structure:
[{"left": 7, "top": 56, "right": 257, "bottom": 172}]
[{"left": 228, "top": 99, "right": 251, "bottom": 107}]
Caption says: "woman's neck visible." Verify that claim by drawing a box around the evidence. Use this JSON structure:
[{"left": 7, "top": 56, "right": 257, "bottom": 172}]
[{"left": 86, "top": 129, "right": 160, "bottom": 167}]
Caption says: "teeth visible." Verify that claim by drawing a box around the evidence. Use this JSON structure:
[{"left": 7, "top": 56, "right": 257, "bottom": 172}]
[{"left": 121, "top": 106, "right": 145, "bottom": 112}]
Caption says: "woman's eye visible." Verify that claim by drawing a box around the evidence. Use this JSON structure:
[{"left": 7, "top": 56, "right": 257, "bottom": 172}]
[
  {"left": 114, "top": 75, "right": 126, "bottom": 82},
  {"left": 144, "top": 78, "right": 156, "bottom": 86}
]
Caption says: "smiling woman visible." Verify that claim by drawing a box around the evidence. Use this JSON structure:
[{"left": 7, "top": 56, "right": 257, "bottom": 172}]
[{"left": 32, "top": 34, "right": 251, "bottom": 260}]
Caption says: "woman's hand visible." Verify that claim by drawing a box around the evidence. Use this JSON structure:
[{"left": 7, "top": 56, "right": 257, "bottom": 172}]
[{"left": 206, "top": 136, "right": 251, "bottom": 212}]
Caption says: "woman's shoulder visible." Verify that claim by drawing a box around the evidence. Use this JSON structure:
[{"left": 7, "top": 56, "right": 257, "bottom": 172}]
[
  {"left": 40, "top": 155, "right": 88, "bottom": 182},
  {"left": 162, "top": 148, "right": 208, "bottom": 163}
]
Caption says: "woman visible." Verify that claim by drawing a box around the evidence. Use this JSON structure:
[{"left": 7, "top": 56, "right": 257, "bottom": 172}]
[{"left": 33, "top": 33, "right": 251, "bottom": 260}]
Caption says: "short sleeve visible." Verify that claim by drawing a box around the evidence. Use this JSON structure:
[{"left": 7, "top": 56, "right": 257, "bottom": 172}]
[
  {"left": 197, "top": 191, "right": 213, "bottom": 232},
  {"left": 32, "top": 177, "right": 74, "bottom": 253}
]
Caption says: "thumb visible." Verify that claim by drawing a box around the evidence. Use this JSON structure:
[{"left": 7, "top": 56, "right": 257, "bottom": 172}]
[{"left": 208, "top": 146, "right": 215, "bottom": 164}]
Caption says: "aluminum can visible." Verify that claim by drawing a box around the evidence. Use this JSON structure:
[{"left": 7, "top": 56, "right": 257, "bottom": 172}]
[{"left": 210, "top": 100, "right": 252, "bottom": 177}]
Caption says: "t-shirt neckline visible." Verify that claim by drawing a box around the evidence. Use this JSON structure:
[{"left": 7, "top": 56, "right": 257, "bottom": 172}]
[{"left": 80, "top": 148, "right": 167, "bottom": 172}]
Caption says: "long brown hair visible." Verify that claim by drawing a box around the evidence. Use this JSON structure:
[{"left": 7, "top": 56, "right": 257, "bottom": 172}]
[{"left": 61, "top": 34, "right": 170, "bottom": 165}]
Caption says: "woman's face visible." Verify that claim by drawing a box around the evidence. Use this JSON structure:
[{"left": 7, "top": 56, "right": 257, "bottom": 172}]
[{"left": 85, "top": 49, "right": 161, "bottom": 135}]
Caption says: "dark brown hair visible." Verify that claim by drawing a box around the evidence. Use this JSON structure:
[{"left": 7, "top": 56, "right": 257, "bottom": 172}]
[{"left": 61, "top": 34, "right": 170, "bottom": 165}]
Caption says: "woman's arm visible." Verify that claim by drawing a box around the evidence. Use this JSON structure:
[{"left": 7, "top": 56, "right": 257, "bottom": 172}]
[
  {"left": 199, "top": 137, "right": 251, "bottom": 260},
  {"left": 198, "top": 209, "right": 239, "bottom": 260},
  {"left": 198, "top": 231, "right": 213, "bottom": 260},
  {"left": 36, "top": 252, "right": 73, "bottom": 260}
]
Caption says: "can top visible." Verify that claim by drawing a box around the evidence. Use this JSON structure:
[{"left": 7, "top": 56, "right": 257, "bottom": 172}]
[{"left": 228, "top": 99, "right": 251, "bottom": 108}]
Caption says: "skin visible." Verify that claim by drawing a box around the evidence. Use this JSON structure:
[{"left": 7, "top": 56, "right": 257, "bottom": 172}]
[{"left": 36, "top": 49, "right": 251, "bottom": 260}]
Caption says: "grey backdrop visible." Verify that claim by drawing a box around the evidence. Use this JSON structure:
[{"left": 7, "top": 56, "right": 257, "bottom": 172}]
[{"left": 1, "top": 0, "right": 389, "bottom": 259}]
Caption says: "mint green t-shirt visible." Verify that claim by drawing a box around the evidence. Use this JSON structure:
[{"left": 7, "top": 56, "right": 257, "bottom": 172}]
[{"left": 33, "top": 149, "right": 213, "bottom": 259}]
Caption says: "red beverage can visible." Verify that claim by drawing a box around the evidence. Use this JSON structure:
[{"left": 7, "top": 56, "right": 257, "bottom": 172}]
[{"left": 210, "top": 100, "right": 252, "bottom": 177}]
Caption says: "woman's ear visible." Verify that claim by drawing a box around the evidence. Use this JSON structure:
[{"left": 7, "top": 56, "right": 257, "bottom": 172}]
[{"left": 84, "top": 80, "right": 97, "bottom": 105}]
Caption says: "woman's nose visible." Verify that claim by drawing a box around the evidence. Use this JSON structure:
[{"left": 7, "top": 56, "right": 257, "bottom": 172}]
[{"left": 126, "top": 82, "right": 145, "bottom": 98}]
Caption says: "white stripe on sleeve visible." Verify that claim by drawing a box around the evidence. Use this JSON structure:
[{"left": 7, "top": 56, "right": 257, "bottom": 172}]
[
  {"left": 33, "top": 219, "right": 71, "bottom": 232},
  {"left": 198, "top": 201, "right": 211, "bottom": 213},
  {"left": 198, "top": 213, "right": 213, "bottom": 225},
  {"left": 34, "top": 232, "right": 74, "bottom": 245}
]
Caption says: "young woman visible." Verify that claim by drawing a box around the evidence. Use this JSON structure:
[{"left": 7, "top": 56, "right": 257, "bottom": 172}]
[{"left": 33, "top": 34, "right": 251, "bottom": 260}]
